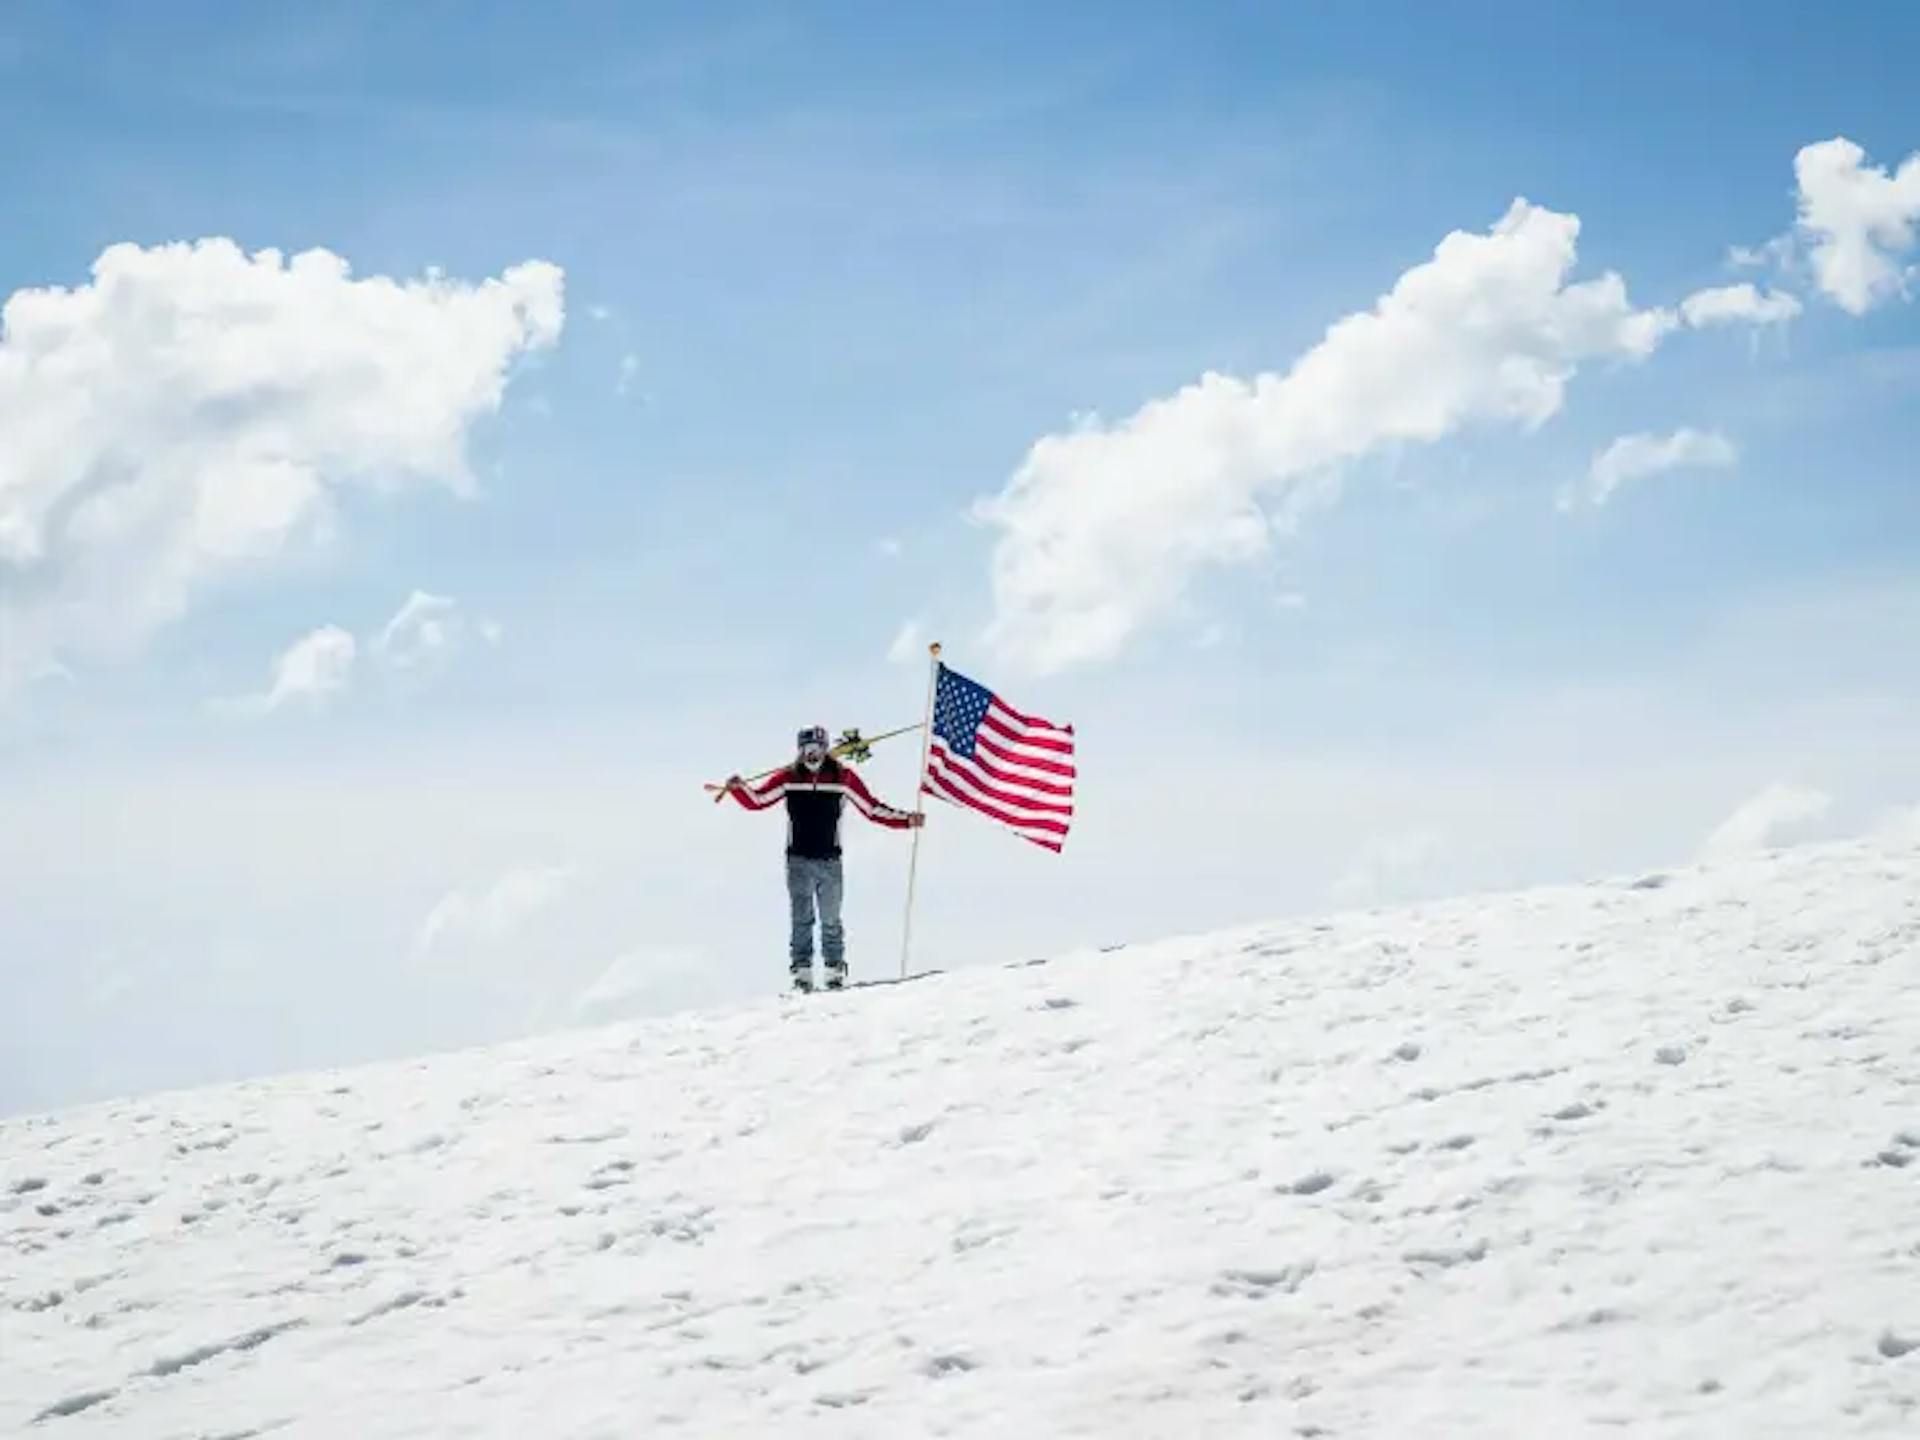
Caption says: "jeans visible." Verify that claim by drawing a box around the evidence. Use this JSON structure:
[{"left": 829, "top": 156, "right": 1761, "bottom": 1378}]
[{"left": 787, "top": 855, "right": 845, "bottom": 972}]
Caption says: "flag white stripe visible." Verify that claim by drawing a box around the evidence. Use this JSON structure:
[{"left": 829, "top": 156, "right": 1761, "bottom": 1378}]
[
  {"left": 930, "top": 743, "right": 1074, "bottom": 816},
  {"left": 972, "top": 732, "right": 1078, "bottom": 784},
  {"left": 927, "top": 766, "right": 1071, "bottom": 835},
  {"left": 935, "top": 738, "right": 1075, "bottom": 797},
  {"left": 985, "top": 705, "right": 1074, "bottom": 754},
  {"left": 984, "top": 733, "right": 1077, "bottom": 770},
  {"left": 924, "top": 770, "right": 1069, "bottom": 842},
  {"left": 987, "top": 696, "right": 1072, "bottom": 740}
]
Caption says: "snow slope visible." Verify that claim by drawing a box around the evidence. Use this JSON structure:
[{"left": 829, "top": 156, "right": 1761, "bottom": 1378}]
[{"left": 5, "top": 838, "right": 1920, "bottom": 1438}]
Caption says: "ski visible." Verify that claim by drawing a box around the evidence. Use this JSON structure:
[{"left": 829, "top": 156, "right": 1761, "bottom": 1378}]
[{"left": 704, "top": 722, "right": 923, "bottom": 801}]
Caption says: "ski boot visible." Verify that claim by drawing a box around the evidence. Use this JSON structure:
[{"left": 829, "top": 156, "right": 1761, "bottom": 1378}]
[
  {"left": 823, "top": 960, "right": 848, "bottom": 991},
  {"left": 789, "top": 962, "right": 815, "bottom": 994}
]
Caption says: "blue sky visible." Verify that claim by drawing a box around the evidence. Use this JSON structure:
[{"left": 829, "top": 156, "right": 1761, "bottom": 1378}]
[{"left": 3, "top": 2, "right": 1918, "bottom": 1113}]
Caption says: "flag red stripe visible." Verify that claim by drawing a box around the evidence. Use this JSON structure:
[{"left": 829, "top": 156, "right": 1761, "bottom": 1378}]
[
  {"left": 988, "top": 695, "right": 1073, "bottom": 735},
  {"left": 975, "top": 731, "right": 1077, "bottom": 779},
  {"left": 982, "top": 709, "right": 1074, "bottom": 754},
  {"left": 930, "top": 738, "right": 1075, "bottom": 799},
  {"left": 930, "top": 750, "right": 1075, "bottom": 818},
  {"left": 924, "top": 771, "right": 1071, "bottom": 837}
]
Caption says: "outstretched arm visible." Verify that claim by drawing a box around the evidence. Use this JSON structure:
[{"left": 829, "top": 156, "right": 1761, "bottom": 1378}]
[
  {"left": 725, "top": 768, "right": 791, "bottom": 812},
  {"left": 842, "top": 769, "right": 923, "bottom": 830}
]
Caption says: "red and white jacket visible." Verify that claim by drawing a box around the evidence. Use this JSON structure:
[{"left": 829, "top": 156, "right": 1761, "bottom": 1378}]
[{"left": 727, "top": 758, "right": 916, "bottom": 859}]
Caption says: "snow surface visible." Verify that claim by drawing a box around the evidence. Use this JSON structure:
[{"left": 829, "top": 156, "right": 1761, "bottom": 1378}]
[{"left": 5, "top": 838, "right": 1920, "bottom": 1438}]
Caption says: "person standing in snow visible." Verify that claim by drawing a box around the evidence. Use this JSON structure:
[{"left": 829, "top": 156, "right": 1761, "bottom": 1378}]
[{"left": 723, "top": 725, "right": 923, "bottom": 992}]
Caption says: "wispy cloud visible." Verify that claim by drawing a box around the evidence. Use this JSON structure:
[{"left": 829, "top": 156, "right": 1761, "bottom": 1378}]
[
  {"left": 886, "top": 619, "right": 925, "bottom": 665},
  {"left": 573, "top": 948, "right": 704, "bottom": 1019},
  {"left": 373, "top": 590, "right": 496, "bottom": 675},
  {"left": 215, "top": 626, "right": 357, "bottom": 717},
  {"left": 1680, "top": 283, "right": 1802, "bottom": 328},
  {"left": 1702, "top": 783, "right": 1832, "bottom": 860},
  {"left": 1332, "top": 829, "right": 1448, "bottom": 907},
  {"left": 1561, "top": 429, "right": 1736, "bottom": 510},
  {"left": 413, "top": 864, "right": 577, "bottom": 962}
]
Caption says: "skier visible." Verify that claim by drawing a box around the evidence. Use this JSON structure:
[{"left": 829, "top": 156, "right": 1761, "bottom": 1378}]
[{"left": 723, "top": 725, "right": 923, "bottom": 992}]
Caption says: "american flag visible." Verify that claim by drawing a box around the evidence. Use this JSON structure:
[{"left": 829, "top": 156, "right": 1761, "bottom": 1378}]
[{"left": 924, "top": 663, "right": 1075, "bottom": 852}]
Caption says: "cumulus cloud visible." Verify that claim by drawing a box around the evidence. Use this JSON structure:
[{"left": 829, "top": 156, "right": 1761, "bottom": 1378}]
[
  {"left": 1793, "top": 137, "right": 1920, "bottom": 314},
  {"left": 974, "top": 200, "right": 1677, "bottom": 673},
  {"left": 413, "top": 864, "right": 576, "bottom": 962},
  {"left": 1679, "top": 283, "right": 1803, "bottom": 328},
  {"left": 216, "top": 625, "right": 357, "bottom": 717},
  {"left": 1701, "top": 782, "right": 1832, "bottom": 861},
  {"left": 1562, "top": 428, "right": 1737, "bottom": 510},
  {"left": 0, "top": 239, "right": 563, "bottom": 685}
]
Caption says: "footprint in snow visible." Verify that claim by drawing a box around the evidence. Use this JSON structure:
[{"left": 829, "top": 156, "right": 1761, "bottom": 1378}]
[
  {"left": 1213, "top": 1264, "right": 1314, "bottom": 1298},
  {"left": 1403, "top": 1240, "right": 1488, "bottom": 1269},
  {"left": 35, "top": 1388, "right": 117, "bottom": 1422},
  {"left": 1878, "top": 1331, "right": 1917, "bottom": 1360}
]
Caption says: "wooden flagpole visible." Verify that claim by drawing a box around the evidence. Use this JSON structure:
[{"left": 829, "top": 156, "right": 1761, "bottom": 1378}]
[{"left": 899, "top": 641, "right": 942, "bottom": 979}]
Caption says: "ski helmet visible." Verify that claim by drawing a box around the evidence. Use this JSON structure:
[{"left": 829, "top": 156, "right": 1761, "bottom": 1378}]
[{"left": 797, "top": 725, "right": 829, "bottom": 769}]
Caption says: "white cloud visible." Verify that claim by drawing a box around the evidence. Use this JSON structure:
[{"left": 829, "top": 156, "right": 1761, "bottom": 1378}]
[
  {"left": 1563, "top": 428, "right": 1736, "bottom": 510},
  {"left": 1702, "top": 782, "right": 1832, "bottom": 861},
  {"left": 973, "top": 200, "right": 1677, "bottom": 673},
  {"left": 588, "top": 304, "right": 613, "bottom": 322},
  {"left": 413, "top": 864, "right": 576, "bottom": 962},
  {"left": 616, "top": 352, "right": 640, "bottom": 397},
  {"left": 1793, "top": 137, "right": 1920, "bottom": 314},
  {"left": 1728, "top": 237, "right": 1794, "bottom": 271},
  {"left": 887, "top": 619, "right": 925, "bottom": 665},
  {"left": 1332, "top": 829, "right": 1447, "bottom": 907},
  {"left": 372, "top": 589, "right": 495, "bottom": 675},
  {"left": 0, "top": 239, "right": 563, "bottom": 685},
  {"left": 218, "top": 625, "right": 357, "bottom": 717},
  {"left": 573, "top": 948, "right": 703, "bottom": 1019},
  {"left": 1680, "top": 283, "right": 1802, "bottom": 328},
  {"left": 1871, "top": 802, "right": 1920, "bottom": 849},
  {"left": 876, "top": 537, "right": 903, "bottom": 558}
]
